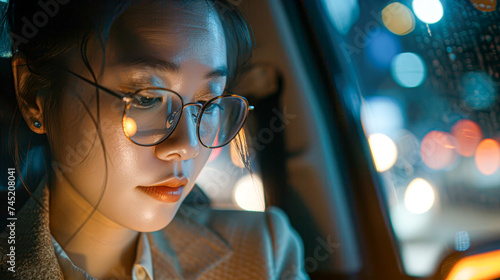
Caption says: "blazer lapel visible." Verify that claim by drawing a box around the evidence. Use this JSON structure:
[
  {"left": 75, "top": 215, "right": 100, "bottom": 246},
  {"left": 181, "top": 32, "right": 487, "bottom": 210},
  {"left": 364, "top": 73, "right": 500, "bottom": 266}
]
[{"left": 147, "top": 204, "right": 233, "bottom": 279}]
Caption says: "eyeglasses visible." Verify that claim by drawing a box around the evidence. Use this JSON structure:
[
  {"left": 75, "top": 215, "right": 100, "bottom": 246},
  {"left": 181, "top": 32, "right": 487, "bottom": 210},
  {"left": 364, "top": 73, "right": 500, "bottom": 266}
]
[{"left": 65, "top": 69, "right": 254, "bottom": 148}]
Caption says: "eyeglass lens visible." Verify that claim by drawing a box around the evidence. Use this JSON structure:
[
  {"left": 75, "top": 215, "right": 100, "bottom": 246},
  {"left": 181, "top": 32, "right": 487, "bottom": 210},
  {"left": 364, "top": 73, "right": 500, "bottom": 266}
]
[{"left": 122, "top": 89, "right": 248, "bottom": 148}]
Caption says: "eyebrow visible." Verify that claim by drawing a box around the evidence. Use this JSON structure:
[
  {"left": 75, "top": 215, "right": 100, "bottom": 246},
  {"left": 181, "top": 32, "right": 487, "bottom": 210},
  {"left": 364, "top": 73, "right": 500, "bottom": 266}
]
[{"left": 114, "top": 57, "right": 228, "bottom": 79}]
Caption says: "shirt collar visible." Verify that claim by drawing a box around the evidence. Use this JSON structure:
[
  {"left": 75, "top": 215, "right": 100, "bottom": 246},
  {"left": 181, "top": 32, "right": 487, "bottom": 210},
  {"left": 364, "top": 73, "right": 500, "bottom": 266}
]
[{"left": 132, "top": 232, "right": 154, "bottom": 280}]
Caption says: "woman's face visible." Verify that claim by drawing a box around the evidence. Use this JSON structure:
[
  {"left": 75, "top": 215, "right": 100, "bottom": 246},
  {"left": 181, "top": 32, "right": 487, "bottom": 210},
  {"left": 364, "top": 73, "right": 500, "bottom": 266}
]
[{"left": 48, "top": 1, "right": 227, "bottom": 232}]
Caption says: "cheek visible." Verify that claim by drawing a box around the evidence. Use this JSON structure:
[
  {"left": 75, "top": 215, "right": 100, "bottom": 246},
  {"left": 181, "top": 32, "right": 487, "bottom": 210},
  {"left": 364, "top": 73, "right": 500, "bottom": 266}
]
[
  {"left": 47, "top": 89, "right": 129, "bottom": 190},
  {"left": 50, "top": 90, "right": 118, "bottom": 158},
  {"left": 195, "top": 147, "right": 213, "bottom": 171}
]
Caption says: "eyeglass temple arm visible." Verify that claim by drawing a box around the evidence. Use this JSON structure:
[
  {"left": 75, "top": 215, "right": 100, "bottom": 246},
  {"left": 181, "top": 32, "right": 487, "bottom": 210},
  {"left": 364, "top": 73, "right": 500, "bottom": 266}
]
[{"left": 63, "top": 69, "right": 132, "bottom": 100}]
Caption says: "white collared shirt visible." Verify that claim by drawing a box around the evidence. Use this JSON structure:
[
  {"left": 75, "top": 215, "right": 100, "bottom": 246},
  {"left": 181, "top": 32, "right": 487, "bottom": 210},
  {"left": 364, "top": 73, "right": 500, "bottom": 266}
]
[{"left": 50, "top": 232, "right": 154, "bottom": 280}]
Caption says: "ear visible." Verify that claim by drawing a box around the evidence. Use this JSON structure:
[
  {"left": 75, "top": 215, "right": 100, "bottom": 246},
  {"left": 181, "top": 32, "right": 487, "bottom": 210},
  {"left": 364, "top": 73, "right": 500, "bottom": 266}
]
[{"left": 12, "top": 54, "right": 48, "bottom": 134}]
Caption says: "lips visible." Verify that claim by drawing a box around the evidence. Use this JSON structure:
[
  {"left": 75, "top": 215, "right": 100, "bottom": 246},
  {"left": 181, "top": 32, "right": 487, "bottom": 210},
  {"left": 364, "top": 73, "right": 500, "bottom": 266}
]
[{"left": 137, "top": 177, "right": 188, "bottom": 203}]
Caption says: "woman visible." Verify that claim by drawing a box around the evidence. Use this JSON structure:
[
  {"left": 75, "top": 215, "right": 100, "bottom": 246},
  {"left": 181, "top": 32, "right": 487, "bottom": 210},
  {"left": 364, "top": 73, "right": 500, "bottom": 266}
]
[{"left": 0, "top": 0, "right": 308, "bottom": 279}]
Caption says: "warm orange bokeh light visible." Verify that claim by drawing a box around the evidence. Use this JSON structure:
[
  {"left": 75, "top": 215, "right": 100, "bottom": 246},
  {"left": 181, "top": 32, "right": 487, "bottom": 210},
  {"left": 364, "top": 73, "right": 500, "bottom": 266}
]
[
  {"left": 382, "top": 2, "right": 415, "bottom": 36},
  {"left": 446, "top": 249, "right": 500, "bottom": 280},
  {"left": 451, "top": 119, "right": 483, "bottom": 157},
  {"left": 469, "top": 0, "right": 497, "bottom": 12},
  {"left": 123, "top": 117, "right": 138, "bottom": 137},
  {"left": 420, "top": 130, "right": 459, "bottom": 170},
  {"left": 475, "top": 139, "right": 500, "bottom": 175}
]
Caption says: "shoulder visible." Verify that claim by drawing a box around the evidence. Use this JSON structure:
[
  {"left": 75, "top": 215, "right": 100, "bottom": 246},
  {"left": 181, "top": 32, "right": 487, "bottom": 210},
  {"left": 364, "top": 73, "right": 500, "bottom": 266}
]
[
  {"left": 190, "top": 205, "right": 309, "bottom": 279},
  {"left": 209, "top": 206, "right": 302, "bottom": 253}
]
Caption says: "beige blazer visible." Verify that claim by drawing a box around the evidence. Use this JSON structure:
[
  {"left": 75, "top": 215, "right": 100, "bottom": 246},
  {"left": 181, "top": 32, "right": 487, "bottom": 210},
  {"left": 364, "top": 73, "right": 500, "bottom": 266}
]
[{"left": 0, "top": 180, "right": 309, "bottom": 279}]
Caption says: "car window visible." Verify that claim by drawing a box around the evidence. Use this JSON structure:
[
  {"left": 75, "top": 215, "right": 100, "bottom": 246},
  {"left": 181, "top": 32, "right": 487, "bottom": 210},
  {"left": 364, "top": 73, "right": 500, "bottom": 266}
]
[
  {"left": 196, "top": 137, "right": 265, "bottom": 212},
  {"left": 320, "top": 0, "right": 500, "bottom": 277}
]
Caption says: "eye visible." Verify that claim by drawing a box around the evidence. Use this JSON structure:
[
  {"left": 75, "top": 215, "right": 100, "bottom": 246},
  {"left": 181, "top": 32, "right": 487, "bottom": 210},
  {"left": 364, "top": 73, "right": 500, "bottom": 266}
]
[
  {"left": 133, "top": 95, "right": 162, "bottom": 108},
  {"left": 130, "top": 90, "right": 164, "bottom": 109}
]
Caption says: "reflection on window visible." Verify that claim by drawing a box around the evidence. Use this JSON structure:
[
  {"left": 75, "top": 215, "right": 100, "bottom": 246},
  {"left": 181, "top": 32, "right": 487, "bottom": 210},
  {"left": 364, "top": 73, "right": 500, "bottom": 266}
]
[
  {"left": 196, "top": 137, "right": 265, "bottom": 212},
  {"left": 323, "top": 0, "right": 500, "bottom": 276}
]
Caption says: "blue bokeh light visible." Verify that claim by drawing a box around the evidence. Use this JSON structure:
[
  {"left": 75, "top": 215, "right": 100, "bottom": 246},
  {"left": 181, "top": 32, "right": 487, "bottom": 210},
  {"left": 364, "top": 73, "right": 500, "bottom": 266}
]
[
  {"left": 366, "top": 31, "right": 401, "bottom": 69},
  {"left": 391, "top": 52, "right": 427, "bottom": 88},
  {"left": 361, "top": 96, "right": 404, "bottom": 135}
]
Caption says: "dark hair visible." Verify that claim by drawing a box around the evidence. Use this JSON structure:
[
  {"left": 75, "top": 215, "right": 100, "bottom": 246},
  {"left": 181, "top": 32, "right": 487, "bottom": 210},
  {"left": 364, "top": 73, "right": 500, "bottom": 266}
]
[{"left": 2, "top": 0, "right": 254, "bottom": 247}]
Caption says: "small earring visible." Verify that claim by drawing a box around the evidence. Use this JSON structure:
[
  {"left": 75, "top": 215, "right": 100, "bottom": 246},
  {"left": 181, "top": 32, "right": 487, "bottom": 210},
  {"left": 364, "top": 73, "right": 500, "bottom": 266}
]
[{"left": 34, "top": 121, "right": 42, "bottom": 128}]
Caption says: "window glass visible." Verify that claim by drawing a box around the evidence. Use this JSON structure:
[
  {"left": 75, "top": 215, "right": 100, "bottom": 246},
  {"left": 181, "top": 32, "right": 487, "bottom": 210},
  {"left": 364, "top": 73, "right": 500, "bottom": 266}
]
[{"left": 322, "top": 0, "right": 500, "bottom": 276}]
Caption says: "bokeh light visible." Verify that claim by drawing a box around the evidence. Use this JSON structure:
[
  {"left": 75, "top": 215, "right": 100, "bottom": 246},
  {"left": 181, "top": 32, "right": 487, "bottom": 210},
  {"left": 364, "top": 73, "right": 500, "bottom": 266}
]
[
  {"left": 391, "top": 52, "right": 427, "bottom": 88},
  {"left": 366, "top": 30, "right": 401, "bottom": 69},
  {"left": 404, "top": 178, "right": 435, "bottom": 214},
  {"left": 451, "top": 119, "right": 483, "bottom": 157},
  {"left": 462, "top": 71, "right": 497, "bottom": 110},
  {"left": 420, "top": 130, "right": 459, "bottom": 170},
  {"left": 455, "top": 231, "right": 471, "bottom": 251},
  {"left": 470, "top": 0, "right": 497, "bottom": 12},
  {"left": 475, "top": 139, "right": 500, "bottom": 175},
  {"left": 233, "top": 175, "right": 265, "bottom": 212},
  {"left": 382, "top": 2, "right": 415, "bottom": 36},
  {"left": 446, "top": 249, "right": 500, "bottom": 280},
  {"left": 368, "top": 133, "right": 398, "bottom": 172},
  {"left": 390, "top": 203, "right": 432, "bottom": 240},
  {"left": 412, "top": 0, "right": 444, "bottom": 24},
  {"left": 323, "top": 0, "right": 360, "bottom": 35},
  {"left": 123, "top": 117, "right": 137, "bottom": 137},
  {"left": 361, "top": 96, "right": 404, "bottom": 135}
]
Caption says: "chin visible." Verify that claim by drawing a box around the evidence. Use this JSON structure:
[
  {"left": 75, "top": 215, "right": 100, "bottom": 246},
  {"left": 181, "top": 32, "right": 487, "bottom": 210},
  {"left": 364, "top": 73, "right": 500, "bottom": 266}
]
[{"left": 127, "top": 201, "right": 183, "bottom": 233}]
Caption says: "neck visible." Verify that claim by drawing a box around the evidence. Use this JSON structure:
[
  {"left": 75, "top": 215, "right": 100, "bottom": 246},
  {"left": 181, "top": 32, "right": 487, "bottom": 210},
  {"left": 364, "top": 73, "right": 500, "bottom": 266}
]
[{"left": 48, "top": 175, "right": 139, "bottom": 279}]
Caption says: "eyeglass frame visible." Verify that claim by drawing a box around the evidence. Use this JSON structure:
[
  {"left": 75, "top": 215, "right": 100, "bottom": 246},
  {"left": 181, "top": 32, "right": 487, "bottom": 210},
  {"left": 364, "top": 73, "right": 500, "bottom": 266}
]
[{"left": 64, "top": 69, "right": 254, "bottom": 148}]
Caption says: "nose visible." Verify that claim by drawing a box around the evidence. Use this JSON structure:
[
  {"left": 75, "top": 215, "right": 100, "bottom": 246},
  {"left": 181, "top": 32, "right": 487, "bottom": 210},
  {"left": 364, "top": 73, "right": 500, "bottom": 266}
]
[{"left": 154, "top": 105, "right": 200, "bottom": 161}]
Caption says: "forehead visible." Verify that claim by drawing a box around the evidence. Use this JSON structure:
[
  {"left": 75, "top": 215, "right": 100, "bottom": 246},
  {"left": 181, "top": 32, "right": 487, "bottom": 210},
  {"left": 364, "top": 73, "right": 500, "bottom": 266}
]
[{"left": 106, "top": 0, "right": 227, "bottom": 69}]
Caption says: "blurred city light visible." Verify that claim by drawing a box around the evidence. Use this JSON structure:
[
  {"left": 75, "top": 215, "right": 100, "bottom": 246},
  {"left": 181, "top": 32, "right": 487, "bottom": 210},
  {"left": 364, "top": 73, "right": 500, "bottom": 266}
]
[
  {"left": 455, "top": 231, "right": 471, "bottom": 251},
  {"left": 446, "top": 249, "right": 500, "bottom": 280},
  {"left": 412, "top": 0, "right": 444, "bottom": 24},
  {"left": 361, "top": 96, "right": 404, "bottom": 135},
  {"left": 420, "top": 130, "right": 459, "bottom": 170},
  {"left": 470, "top": 0, "right": 497, "bottom": 12},
  {"left": 404, "top": 178, "right": 435, "bottom": 214},
  {"left": 368, "top": 133, "right": 398, "bottom": 172},
  {"left": 391, "top": 52, "right": 427, "bottom": 88},
  {"left": 451, "top": 119, "right": 483, "bottom": 157},
  {"left": 462, "top": 71, "right": 497, "bottom": 110},
  {"left": 400, "top": 242, "right": 443, "bottom": 277},
  {"left": 475, "top": 139, "right": 500, "bottom": 175},
  {"left": 323, "top": 0, "right": 360, "bottom": 35},
  {"left": 367, "top": 30, "right": 401, "bottom": 69},
  {"left": 233, "top": 174, "right": 265, "bottom": 212},
  {"left": 382, "top": 2, "right": 416, "bottom": 36},
  {"left": 390, "top": 201, "right": 433, "bottom": 239}
]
